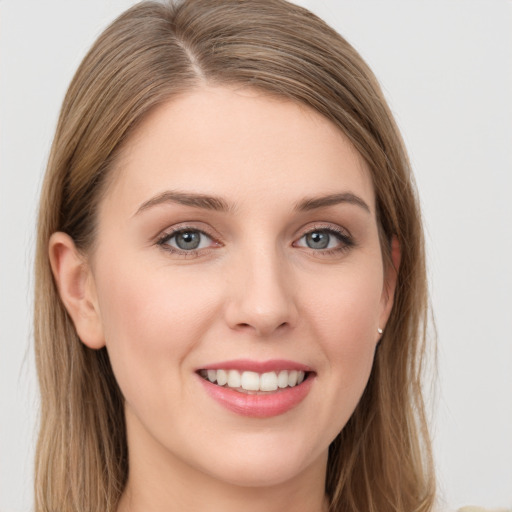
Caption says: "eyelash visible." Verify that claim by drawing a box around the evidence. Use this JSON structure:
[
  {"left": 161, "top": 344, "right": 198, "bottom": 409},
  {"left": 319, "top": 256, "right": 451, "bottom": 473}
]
[
  {"left": 156, "top": 226, "right": 219, "bottom": 258},
  {"left": 294, "top": 224, "right": 355, "bottom": 256},
  {"left": 156, "top": 224, "right": 354, "bottom": 258}
]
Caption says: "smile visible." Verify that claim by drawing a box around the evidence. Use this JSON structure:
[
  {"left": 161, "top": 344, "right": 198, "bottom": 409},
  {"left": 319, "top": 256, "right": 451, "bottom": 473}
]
[
  {"left": 198, "top": 369, "right": 307, "bottom": 394},
  {"left": 196, "top": 360, "right": 315, "bottom": 418}
]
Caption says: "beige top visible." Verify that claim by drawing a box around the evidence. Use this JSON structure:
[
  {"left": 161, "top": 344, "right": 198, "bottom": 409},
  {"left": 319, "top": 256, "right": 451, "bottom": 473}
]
[{"left": 457, "top": 508, "right": 511, "bottom": 512}]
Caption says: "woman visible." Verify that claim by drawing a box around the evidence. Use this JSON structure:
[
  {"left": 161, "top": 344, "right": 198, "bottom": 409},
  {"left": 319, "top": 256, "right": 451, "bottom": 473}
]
[{"left": 34, "top": 1, "right": 435, "bottom": 511}]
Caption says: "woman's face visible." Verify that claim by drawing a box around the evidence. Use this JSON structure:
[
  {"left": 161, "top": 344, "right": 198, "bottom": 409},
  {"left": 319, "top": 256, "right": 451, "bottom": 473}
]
[{"left": 81, "top": 86, "right": 395, "bottom": 488}]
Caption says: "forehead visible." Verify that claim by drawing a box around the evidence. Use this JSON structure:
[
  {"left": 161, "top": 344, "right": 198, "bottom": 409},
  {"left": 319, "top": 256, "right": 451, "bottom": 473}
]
[{"left": 103, "top": 86, "right": 375, "bottom": 217}]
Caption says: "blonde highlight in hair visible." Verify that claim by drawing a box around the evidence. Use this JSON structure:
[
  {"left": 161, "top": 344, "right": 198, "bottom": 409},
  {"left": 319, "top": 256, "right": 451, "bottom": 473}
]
[{"left": 34, "top": 1, "right": 435, "bottom": 511}]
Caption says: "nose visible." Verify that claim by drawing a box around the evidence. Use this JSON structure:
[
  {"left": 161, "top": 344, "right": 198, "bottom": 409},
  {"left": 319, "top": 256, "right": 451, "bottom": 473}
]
[{"left": 224, "top": 246, "right": 299, "bottom": 338}]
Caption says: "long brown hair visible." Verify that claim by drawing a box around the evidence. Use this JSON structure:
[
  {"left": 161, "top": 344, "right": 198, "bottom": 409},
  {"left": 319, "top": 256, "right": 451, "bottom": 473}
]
[{"left": 34, "top": 1, "right": 435, "bottom": 511}]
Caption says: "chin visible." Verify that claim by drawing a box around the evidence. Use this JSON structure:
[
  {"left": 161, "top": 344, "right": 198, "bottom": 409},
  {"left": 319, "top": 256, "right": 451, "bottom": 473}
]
[
  {"left": 195, "top": 434, "right": 326, "bottom": 489},
  {"left": 206, "top": 459, "right": 308, "bottom": 489}
]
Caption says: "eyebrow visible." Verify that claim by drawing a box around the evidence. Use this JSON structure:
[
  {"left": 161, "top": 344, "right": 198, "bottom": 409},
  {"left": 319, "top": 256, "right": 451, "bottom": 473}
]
[
  {"left": 134, "top": 190, "right": 371, "bottom": 217},
  {"left": 294, "top": 192, "right": 371, "bottom": 213},
  {"left": 134, "top": 190, "right": 233, "bottom": 216}
]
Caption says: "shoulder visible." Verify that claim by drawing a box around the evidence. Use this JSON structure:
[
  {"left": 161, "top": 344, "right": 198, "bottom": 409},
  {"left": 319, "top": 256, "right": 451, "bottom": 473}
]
[{"left": 457, "top": 507, "right": 511, "bottom": 512}]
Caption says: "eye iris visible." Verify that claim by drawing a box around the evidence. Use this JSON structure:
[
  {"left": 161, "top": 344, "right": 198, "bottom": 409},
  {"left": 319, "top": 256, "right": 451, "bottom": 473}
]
[
  {"left": 175, "top": 231, "right": 201, "bottom": 250},
  {"left": 306, "top": 231, "right": 330, "bottom": 249}
]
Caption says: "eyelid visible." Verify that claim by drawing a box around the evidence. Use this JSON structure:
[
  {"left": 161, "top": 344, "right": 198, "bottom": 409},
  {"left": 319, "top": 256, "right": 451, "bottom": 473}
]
[
  {"left": 292, "top": 223, "right": 355, "bottom": 252},
  {"left": 295, "top": 222, "right": 352, "bottom": 240},
  {"left": 155, "top": 223, "right": 223, "bottom": 256},
  {"left": 153, "top": 221, "right": 354, "bottom": 257},
  {"left": 154, "top": 221, "right": 222, "bottom": 242}
]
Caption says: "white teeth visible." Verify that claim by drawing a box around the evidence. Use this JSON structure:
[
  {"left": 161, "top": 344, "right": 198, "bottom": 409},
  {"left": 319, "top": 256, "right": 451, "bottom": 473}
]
[
  {"left": 227, "top": 369, "right": 241, "bottom": 388},
  {"left": 260, "top": 372, "right": 278, "bottom": 391},
  {"left": 277, "top": 370, "right": 289, "bottom": 388},
  {"left": 241, "top": 371, "right": 260, "bottom": 391},
  {"left": 288, "top": 370, "right": 298, "bottom": 386},
  {"left": 216, "top": 369, "right": 228, "bottom": 386},
  {"left": 201, "top": 368, "right": 308, "bottom": 392}
]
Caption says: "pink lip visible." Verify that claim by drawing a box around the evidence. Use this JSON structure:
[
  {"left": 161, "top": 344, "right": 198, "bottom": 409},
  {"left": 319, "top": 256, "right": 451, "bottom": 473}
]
[
  {"left": 196, "top": 360, "right": 315, "bottom": 418},
  {"left": 198, "top": 359, "right": 313, "bottom": 373}
]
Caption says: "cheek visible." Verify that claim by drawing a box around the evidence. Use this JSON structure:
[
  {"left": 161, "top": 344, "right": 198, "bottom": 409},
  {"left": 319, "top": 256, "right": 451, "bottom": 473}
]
[
  {"left": 93, "top": 256, "right": 221, "bottom": 403},
  {"left": 304, "top": 262, "right": 383, "bottom": 395}
]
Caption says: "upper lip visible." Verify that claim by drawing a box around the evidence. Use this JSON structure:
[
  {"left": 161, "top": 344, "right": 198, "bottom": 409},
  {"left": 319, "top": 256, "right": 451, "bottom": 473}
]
[{"left": 197, "top": 359, "right": 314, "bottom": 373}]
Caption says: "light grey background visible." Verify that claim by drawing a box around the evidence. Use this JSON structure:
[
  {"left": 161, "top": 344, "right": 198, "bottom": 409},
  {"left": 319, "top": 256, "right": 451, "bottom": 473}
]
[{"left": 1, "top": 1, "right": 511, "bottom": 510}]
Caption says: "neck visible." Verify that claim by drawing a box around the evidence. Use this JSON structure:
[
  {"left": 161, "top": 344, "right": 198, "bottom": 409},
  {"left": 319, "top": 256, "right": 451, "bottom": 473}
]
[
  {"left": 118, "top": 472, "right": 329, "bottom": 512},
  {"left": 117, "top": 410, "right": 329, "bottom": 512}
]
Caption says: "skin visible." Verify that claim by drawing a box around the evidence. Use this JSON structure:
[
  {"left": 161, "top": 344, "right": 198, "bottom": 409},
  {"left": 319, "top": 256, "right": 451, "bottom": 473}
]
[{"left": 50, "top": 86, "right": 398, "bottom": 512}]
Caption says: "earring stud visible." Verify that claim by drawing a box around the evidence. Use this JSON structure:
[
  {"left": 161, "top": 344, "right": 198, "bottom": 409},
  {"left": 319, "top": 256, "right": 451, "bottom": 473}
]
[{"left": 377, "top": 327, "right": 383, "bottom": 334}]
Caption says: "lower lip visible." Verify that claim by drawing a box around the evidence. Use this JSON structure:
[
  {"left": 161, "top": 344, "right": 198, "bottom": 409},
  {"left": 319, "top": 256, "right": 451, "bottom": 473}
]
[{"left": 197, "top": 374, "right": 315, "bottom": 418}]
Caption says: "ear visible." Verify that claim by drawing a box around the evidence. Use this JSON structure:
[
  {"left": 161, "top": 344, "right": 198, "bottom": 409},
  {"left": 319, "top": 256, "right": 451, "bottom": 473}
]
[
  {"left": 49, "top": 232, "right": 105, "bottom": 349},
  {"left": 379, "top": 236, "right": 401, "bottom": 330}
]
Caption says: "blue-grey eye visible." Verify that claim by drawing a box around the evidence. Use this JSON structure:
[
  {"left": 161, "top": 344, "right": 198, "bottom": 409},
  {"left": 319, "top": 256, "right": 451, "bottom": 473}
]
[
  {"left": 295, "top": 228, "right": 349, "bottom": 251},
  {"left": 175, "top": 231, "right": 201, "bottom": 250},
  {"left": 305, "top": 231, "right": 330, "bottom": 249},
  {"left": 163, "top": 229, "right": 213, "bottom": 251}
]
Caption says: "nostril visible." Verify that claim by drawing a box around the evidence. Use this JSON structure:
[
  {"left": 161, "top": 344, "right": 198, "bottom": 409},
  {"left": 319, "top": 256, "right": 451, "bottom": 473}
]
[{"left": 233, "top": 320, "right": 291, "bottom": 337}]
